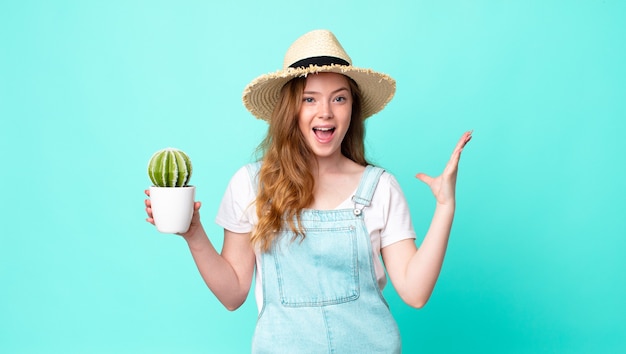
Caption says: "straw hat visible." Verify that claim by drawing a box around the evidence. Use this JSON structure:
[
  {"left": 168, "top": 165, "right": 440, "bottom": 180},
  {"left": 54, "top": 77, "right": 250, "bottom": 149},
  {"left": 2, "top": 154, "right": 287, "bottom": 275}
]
[{"left": 242, "top": 29, "right": 396, "bottom": 121}]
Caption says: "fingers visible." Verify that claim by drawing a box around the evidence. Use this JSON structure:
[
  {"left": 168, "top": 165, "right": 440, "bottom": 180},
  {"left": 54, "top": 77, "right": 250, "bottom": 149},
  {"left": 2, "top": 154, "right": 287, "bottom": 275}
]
[
  {"left": 145, "top": 201, "right": 201, "bottom": 225},
  {"left": 462, "top": 129, "right": 473, "bottom": 145},
  {"left": 445, "top": 130, "right": 473, "bottom": 170},
  {"left": 144, "top": 197, "right": 154, "bottom": 224},
  {"left": 144, "top": 189, "right": 201, "bottom": 226},
  {"left": 417, "top": 130, "right": 472, "bottom": 181},
  {"left": 145, "top": 206, "right": 155, "bottom": 224},
  {"left": 415, "top": 172, "right": 434, "bottom": 185},
  {"left": 459, "top": 130, "right": 473, "bottom": 153},
  {"left": 144, "top": 190, "right": 153, "bottom": 217},
  {"left": 452, "top": 130, "right": 473, "bottom": 156}
]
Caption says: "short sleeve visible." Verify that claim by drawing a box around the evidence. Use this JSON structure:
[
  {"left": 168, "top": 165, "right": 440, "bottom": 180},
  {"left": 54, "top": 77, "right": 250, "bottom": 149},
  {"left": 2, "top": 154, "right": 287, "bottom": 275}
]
[
  {"left": 378, "top": 173, "right": 417, "bottom": 248},
  {"left": 215, "top": 165, "right": 257, "bottom": 233}
]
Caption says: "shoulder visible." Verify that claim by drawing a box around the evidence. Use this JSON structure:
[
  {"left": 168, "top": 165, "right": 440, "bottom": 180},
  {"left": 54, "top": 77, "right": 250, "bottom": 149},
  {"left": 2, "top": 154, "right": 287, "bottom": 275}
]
[
  {"left": 225, "top": 163, "right": 260, "bottom": 194},
  {"left": 371, "top": 168, "right": 409, "bottom": 203},
  {"left": 232, "top": 162, "right": 260, "bottom": 181},
  {"left": 372, "top": 167, "right": 402, "bottom": 190},
  {"left": 216, "top": 164, "right": 259, "bottom": 233},
  {"left": 380, "top": 170, "right": 402, "bottom": 189}
]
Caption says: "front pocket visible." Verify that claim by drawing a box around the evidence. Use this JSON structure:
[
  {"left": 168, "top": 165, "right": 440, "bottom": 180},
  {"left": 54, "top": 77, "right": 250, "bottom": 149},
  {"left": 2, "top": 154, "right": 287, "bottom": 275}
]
[{"left": 273, "top": 226, "right": 359, "bottom": 307}]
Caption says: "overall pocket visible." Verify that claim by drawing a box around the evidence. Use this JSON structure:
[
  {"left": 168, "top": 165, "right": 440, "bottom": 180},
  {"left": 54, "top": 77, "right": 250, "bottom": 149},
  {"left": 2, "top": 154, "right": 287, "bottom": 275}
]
[{"left": 272, "top": 226, "right": 359, "bottom": 307}]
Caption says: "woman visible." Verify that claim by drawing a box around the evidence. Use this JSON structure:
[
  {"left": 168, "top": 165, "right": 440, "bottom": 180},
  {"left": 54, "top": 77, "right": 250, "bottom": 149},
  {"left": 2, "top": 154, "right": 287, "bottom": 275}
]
[{"left": 145, "top": 29, "right": 472, "bottom": 353}]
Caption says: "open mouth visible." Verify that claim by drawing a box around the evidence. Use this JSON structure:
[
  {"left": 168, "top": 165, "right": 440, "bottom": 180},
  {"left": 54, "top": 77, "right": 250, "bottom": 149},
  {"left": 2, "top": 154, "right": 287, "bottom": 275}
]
[{"left": 313, "top": 127, "right": 335, "bottom": 140}]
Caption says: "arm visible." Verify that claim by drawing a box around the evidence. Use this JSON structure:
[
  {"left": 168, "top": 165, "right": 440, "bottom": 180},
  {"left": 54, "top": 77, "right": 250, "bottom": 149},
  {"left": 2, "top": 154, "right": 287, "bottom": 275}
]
[
  {"left": 145, "top": 193, "right": 256, "bottom": 311},
  {"left": 382, "top": 130, "right": 472, "bottom": 308}
]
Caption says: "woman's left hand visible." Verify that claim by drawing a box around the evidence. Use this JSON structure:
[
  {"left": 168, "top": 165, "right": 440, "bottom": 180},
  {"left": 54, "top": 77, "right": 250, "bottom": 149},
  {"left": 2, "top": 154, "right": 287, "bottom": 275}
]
[{"left": 415, "top": 130, "right": 472, "bottom": 206}]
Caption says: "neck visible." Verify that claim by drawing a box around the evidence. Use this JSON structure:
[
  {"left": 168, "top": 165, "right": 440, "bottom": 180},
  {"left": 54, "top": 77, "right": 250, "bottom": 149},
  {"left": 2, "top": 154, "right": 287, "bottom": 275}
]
[{"left": 311, "top": 154, "right": 352, "bottom": 176}]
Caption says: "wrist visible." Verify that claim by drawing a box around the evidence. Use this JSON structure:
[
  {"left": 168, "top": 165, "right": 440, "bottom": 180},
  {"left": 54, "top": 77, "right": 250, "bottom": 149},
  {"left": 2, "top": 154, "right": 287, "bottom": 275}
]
[
  {"left": 181, "top": 223, "right": 206, "bottom": 243},
  {"left": 435, "top": 201, "right": 456, "bottom": 212}
]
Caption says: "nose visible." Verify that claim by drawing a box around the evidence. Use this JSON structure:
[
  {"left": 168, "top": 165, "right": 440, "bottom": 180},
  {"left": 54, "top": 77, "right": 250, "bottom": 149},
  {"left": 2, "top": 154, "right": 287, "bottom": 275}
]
[{"left": 318, "top": 100, "right": 333, "bottom": 119}]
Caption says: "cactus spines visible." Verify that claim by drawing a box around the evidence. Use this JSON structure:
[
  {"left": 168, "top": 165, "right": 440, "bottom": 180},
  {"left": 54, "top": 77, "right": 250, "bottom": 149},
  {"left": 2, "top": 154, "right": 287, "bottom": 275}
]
[{"left": 148, "top": 148, "right": 192, "bottom": 187}]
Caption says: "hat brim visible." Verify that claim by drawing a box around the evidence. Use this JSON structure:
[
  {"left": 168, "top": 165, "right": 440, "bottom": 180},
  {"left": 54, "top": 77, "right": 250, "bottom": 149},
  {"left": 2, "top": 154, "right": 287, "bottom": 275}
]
[{"left": 242, "top": 64, "right": 396, "bottom": 121}]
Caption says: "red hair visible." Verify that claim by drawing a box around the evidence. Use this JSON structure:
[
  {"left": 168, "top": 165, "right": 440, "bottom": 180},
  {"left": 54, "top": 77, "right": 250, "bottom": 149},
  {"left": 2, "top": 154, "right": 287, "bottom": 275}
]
[{"left": 251, "top": 75, "right": 365, "bottom": 252}]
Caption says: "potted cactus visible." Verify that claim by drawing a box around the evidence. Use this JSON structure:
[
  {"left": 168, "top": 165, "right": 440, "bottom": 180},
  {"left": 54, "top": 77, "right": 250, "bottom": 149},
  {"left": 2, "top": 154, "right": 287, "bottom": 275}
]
[{"left": 147, "top": 147, "right": 195, "bottom": 234}]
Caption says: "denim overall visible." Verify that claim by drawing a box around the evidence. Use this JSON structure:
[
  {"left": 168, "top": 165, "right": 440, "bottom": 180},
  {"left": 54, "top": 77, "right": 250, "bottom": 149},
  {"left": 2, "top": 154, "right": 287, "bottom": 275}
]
[{"left": 246, "top": 163, "right": 401, "bottom": 354}]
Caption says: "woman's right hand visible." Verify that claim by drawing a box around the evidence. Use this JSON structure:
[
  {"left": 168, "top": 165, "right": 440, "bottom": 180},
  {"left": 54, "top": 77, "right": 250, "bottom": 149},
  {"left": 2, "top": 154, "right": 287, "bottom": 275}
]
[{"left": 144, "top": 189, "right": 203, "bottom": 239}]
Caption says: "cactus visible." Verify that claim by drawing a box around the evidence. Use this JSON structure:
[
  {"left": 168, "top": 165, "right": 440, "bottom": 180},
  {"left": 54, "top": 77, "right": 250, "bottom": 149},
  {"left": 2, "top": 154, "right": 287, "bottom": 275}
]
[{"left": 148, "top": 148, "right": 192, "bottom": 187}]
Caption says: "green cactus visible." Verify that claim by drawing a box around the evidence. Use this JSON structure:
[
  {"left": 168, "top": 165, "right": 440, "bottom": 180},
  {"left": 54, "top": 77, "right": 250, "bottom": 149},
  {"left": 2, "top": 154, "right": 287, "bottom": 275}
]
[{"left": 148, "top": 148, "right": 192, "bottom": 187}]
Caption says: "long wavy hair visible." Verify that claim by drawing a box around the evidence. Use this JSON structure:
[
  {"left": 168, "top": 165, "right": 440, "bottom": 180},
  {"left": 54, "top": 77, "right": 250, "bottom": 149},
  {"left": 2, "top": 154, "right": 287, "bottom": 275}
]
[{"left": 251, "top": 74, "right": 366, "bottom": 252}]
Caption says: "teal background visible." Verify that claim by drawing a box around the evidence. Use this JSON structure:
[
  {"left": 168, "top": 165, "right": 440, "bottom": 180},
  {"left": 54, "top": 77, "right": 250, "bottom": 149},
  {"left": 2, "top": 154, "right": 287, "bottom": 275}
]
[{"left": 1, "top": 0, "right": 624, "bottom": 353}]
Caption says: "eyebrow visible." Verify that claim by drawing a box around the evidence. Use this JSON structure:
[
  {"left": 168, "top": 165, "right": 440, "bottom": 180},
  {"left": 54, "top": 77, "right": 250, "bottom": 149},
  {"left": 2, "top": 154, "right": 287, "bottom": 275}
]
[{"left": 303, "top": 87, "right": 350, "bottom": 95}]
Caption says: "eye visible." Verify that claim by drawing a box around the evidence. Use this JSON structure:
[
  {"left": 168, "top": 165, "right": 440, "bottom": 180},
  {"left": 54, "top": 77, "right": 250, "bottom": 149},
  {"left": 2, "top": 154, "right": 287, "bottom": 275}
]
[
  {"left": 303, "top": 97, "right": 315, "bottom": 103},
  {"left": 334, "top": 96, "right": 347, "bottom": 103}
]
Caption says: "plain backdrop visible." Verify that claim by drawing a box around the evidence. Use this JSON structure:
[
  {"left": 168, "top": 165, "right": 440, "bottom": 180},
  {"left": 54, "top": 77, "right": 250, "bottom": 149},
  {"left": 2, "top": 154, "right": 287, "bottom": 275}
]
[{"left": 1, "top": 0, "right": 624, "bottom": 353}]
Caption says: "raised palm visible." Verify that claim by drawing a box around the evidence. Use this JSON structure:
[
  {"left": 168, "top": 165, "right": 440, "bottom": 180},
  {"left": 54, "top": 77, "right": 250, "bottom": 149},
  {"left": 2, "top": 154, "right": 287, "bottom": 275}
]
[{"left": 415, "top": 131, "right": 472, "bottom": 205}]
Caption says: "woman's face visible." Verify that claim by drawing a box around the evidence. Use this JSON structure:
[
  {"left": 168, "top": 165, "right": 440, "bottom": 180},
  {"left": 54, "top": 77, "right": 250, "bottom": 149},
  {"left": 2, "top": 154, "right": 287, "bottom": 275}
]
[{"left": 298, "top": 72, "right": 353, "bottom": 160}]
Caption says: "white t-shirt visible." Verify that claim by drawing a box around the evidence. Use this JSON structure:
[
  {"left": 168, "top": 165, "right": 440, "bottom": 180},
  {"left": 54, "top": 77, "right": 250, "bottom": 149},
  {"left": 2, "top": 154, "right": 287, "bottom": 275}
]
[{"left": 215, "top": 165, "right": 417, "bottom": 311}]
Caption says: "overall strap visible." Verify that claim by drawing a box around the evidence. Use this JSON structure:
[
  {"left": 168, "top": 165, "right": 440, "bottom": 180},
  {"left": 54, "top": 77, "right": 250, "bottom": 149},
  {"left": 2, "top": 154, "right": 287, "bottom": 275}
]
[
  {"left": 351, "top": 165, "right": 385, "bottom": 216},
  {"left": 245, "top": 161, "right": 262, "bottom": 195},
  {"left": 247, "top": 162, "right": 384, "bottom": 214}
]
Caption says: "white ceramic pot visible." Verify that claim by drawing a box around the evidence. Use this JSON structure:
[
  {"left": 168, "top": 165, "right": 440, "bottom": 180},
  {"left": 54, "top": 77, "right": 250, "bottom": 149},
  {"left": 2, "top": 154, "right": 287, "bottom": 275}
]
[{"left": 149, "top": 186, "right": 196, "bottom": 234}]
